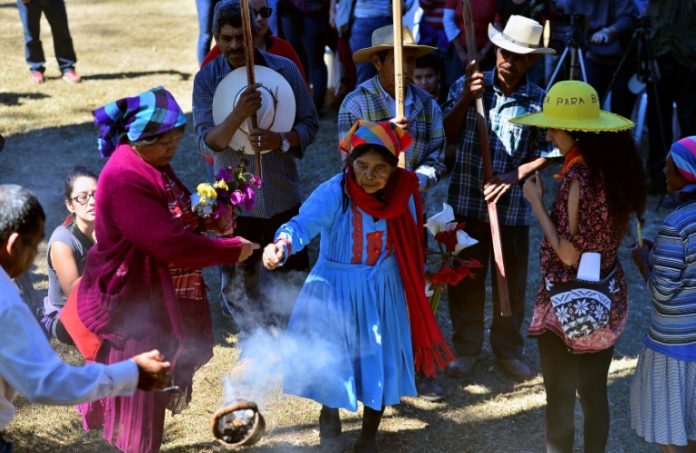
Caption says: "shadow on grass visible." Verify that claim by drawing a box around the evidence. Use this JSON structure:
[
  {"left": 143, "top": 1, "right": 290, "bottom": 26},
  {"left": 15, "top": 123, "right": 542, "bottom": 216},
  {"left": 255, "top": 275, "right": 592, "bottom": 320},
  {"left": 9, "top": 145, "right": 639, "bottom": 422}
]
[
  {"left": 0, "top": 92, "right": 51, "bottom": 106},
  {"left": 84, "top": 70, "right": 192, "bottom": 82}
]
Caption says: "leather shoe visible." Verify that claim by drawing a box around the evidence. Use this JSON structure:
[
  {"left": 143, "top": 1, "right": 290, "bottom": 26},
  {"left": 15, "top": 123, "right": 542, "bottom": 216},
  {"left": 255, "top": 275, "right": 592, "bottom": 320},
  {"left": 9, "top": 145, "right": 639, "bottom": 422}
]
[
  {"left": 416, "top": 376, "right": 445, "bottom": 402},
  {"left": 447, "top": 356, "right": 478, "bottom": 378},
  {"left": 496, "top": 357, "right": 533, "bottom": 380}
]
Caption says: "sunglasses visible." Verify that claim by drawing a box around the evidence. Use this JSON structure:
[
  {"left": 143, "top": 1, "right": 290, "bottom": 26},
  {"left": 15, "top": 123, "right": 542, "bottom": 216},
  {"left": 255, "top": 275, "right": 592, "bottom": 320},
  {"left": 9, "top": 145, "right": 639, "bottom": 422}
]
[{"left": 254, "top": 7, "right": 272, "bottom": 19}]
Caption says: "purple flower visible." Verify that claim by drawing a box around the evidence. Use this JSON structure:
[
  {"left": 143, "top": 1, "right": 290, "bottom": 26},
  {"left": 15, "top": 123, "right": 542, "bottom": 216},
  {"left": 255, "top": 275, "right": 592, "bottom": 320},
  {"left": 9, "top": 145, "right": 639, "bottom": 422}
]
[
  {"left": 250, "top": 175, "right": 262, "bottom": 188},
  {"left": 216, "top": 167, "right": 232, "bottom": 182},
  {"left": 229, "top": 190, "right": 244, "bottom": 206}
]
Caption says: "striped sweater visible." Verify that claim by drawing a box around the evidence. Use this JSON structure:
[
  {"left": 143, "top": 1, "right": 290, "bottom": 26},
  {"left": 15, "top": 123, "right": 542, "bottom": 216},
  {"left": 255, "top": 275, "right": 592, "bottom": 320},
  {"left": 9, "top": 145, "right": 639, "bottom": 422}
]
[{"left": 646, "top": 198, "right": 696, "bottom": 361}]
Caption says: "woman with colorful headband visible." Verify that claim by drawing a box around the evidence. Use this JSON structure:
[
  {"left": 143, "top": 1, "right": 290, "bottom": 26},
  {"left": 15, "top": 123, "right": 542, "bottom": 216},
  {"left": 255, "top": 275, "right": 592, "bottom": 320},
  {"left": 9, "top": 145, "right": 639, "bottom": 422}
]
[
  {"left": 262, "top": 120, "right": 452, "bottom": 452},
  {"left": 73, "top": 86, "right": 258, "bottom": 453},
  {"left": 630, "top": 136, "right": 696, "bottom": 452},
  {"left": 511, "top": 80, "right": 646, "bottom": 453}
]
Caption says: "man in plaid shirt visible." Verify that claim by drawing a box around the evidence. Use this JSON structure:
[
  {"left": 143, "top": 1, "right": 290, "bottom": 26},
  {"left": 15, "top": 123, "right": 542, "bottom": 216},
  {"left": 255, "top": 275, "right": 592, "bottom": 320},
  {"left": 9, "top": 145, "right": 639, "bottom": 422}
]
[
  {"left": 443, "top": 15, "right": 558, "bottom": 380},
  {"left": 338, "top": 25, "right": 446, "bottom": 193}
]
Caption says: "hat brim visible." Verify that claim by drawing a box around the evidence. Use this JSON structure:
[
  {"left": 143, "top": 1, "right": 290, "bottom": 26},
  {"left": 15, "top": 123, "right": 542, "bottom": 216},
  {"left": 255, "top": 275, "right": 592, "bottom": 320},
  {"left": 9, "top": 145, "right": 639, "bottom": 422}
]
[
  {"left": 212, "top": 66, "right": 296, "bottom": 155},
  {"left": 353, "top": 43, "right": 437, "bottom": 63},
  {"left": 509, "top": 110, "right": 634, "bottom": 132},
  {"left": 488, "top": 24, "right": 556, "bottom": 55}
]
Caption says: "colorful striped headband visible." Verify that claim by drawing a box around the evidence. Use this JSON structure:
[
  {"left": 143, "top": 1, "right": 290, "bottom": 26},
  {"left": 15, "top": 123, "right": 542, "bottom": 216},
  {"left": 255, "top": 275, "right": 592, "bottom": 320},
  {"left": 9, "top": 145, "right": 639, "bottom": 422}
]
[
  {"left": 339, "top": 120, "right": 413, "bottom": 158},
  {"left": 669, "top": 136, "right": 696, "bottom": 183},
  {"left": 93, "top": 86, "right": 187, "bottom": 158}
]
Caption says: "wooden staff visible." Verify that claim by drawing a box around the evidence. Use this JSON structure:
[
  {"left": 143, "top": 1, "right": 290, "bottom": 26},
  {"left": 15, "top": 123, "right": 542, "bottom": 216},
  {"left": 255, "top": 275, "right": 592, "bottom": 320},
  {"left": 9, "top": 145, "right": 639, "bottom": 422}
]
[
  {"left": 392, "top": 0, "right": 406, "bottom": 169},
  {"left": 461, "top": 0, "right": 511, "bottom": 317},
  {"left": 636, "top": 218, "right": 644, "bottom": 248},
  {"left": 240, "top": 0, "right": 262, "bottom": 177}
]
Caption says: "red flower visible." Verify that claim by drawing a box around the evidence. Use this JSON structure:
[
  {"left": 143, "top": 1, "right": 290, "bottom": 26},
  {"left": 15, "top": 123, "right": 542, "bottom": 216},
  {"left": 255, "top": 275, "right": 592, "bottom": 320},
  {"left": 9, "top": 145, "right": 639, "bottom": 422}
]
[{"left": 430, "top": 259, "right": 482, "bottom": 286}]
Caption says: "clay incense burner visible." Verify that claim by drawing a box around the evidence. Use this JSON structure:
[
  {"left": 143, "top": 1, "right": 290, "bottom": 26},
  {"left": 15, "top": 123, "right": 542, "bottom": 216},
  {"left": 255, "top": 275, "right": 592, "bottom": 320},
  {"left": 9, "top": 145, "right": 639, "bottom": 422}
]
[{"left": 211, "top": 399, "right": 266, "bottom": 448}]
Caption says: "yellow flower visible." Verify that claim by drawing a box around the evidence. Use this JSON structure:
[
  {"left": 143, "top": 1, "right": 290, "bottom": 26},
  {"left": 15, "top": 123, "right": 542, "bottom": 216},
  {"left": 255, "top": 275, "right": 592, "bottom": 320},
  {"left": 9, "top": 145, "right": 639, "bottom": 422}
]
[
  {"left": 197, "top": 183, "right": 217, "bottom": 199},
  {"left": 214, "top": 179, "right": 229, "bottom": 191}
]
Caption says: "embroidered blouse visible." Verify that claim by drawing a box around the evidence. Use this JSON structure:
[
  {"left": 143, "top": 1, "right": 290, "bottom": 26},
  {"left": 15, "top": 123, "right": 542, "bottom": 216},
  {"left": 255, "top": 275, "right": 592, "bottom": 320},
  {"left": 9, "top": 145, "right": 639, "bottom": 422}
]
[{"left": 528, "top": 163, "right": 629, "bottom": 352}]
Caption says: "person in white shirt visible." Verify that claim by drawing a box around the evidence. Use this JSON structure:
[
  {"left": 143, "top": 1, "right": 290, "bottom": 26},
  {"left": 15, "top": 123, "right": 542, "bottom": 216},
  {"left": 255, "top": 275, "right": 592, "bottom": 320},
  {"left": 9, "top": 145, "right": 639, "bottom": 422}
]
[{"left": 0, "top": 184, "right": 171, "bottom": 452}]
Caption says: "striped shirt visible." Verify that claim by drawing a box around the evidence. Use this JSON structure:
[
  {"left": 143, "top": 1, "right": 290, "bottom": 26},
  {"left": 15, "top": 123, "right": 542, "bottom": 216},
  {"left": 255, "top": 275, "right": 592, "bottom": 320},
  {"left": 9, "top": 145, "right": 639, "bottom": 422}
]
[
  {"left": 192, "top": 51, "right": 319, "bottom": 219},
  {"left": 646, "top": 197, "right": 696, "bottom": 361},
  {"left": 420, "top": 0, "right": 447, "bottom": 28},
  {"left": 337, "top": 76, "right": 446, "bottom": 191},
  {"left": 444, "top": 71, "right": 557, "bottom": 226}
]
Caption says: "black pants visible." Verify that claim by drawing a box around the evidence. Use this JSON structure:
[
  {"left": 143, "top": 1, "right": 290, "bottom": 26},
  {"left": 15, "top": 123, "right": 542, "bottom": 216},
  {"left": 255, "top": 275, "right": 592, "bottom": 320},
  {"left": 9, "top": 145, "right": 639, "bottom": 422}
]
[
  {"left": 537, "top": 332, "right": 614, "bottom": 453},
  {"left": 585, "top": 55, "right": 636, "bottom": 119},
  {"left": 447, "top": 217, "right": 529, "bottom": 359},
  {"left": 646, "top": 53, "right": 696, "bottom": 189},
  {"left": 220, "top": 206, "right": 309, "bottom": 334}
]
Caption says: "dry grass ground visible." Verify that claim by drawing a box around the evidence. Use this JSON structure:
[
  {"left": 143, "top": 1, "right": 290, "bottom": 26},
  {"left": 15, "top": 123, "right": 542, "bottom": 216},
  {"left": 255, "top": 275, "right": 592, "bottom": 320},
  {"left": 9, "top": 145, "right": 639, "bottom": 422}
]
[{"left": 0, "top": 1, "right": 666, "bottom": 451}]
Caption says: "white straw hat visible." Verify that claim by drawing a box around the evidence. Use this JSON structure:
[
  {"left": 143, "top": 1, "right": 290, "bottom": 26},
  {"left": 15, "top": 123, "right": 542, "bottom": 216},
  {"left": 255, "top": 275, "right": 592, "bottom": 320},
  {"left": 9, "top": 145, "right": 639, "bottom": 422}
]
[
  {"left": 353, "top": 25, "right": 437, "bottom": 63},
  {"left": 488, "top": 15, "right": 555, "bottom": 55},
  {"left": 212, "top": 65, "right": 296, "bottom": 155}
]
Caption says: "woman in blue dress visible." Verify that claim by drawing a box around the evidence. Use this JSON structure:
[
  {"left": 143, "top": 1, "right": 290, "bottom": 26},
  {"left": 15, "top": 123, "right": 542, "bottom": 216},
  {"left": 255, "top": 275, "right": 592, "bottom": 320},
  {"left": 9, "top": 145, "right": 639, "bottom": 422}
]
[{"left": 263, "top": 120, "right": 451, "bottom": 452}]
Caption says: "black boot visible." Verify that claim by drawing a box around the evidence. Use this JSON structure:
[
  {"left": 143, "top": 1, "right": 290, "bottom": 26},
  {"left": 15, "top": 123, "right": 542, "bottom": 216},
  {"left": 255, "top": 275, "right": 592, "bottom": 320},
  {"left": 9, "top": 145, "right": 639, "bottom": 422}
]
[
  {"left": 354, "top": 406, "right": 384, "bottom": 453},
  {"left": 319, "top": 405, "right": 341, "bottom": 446}
]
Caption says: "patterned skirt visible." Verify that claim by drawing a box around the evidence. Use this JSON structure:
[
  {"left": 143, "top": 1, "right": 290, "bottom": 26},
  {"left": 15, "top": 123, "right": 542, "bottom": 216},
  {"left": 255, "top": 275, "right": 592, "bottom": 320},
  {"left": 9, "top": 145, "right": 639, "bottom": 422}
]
[{"left": 630, "top": 346, "right": 696, "bottom": 446}]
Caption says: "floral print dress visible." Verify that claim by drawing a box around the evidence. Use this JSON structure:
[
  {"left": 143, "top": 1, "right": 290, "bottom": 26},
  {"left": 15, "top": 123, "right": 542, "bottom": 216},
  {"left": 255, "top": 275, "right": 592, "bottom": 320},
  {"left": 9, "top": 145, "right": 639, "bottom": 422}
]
[{"left": 528, "top": 163, "right": 628, "bottom": 352}]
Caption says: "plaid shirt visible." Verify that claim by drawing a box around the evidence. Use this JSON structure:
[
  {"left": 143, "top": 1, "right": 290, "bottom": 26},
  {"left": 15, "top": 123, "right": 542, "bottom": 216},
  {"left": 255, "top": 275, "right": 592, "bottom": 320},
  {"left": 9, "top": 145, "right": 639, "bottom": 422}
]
[
  {"left": 444, "top": 71, "right": 558, "bottom": 226},
  {"left": 337, "top": 76, "right": 446, "bottom": 191},
  {"left": 193, "top": 51, "right": 319, "bottom": 219}
]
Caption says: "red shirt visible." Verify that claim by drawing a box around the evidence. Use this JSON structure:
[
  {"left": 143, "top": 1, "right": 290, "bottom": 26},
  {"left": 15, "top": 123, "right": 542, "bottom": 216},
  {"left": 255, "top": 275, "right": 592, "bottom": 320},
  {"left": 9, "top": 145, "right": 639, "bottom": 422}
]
[
  {"left": 201, "top": 36, "right": 309, "bottom": 85},
  {"left": 445, "top": 0, "right": 496, "bottom": 48}
]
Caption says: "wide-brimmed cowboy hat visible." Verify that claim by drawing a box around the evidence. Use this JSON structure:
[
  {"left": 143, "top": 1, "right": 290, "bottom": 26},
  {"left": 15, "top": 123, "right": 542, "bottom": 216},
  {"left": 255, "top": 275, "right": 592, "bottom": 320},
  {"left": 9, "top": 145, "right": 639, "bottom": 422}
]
[
  {"left": 353, "top": 25, "right": 437, "bottom": 63},
  {"left": 510, "top": 80, "right": 634, "bottom": 132},
  {"left": 488, "top": 15, "right": 555, "bottom": 55},
  {"left": 212, "top": 65, "right": 296, "bottom": 155}
]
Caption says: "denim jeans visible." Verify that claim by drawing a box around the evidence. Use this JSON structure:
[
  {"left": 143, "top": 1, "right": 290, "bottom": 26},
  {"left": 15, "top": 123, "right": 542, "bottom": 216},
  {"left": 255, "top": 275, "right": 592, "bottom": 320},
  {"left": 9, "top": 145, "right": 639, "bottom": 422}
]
[
  {"left": 537, "top": 332, "right": 614, "bottom": 453},
  {"left": 349, "top": 16, "right": 392, "bottom": 84},
  {"left": 278, "top": 2, "right": 329, "bottom": 111},
  {"left": 446, "top": 218, "right": 529, "bottom": 359},
  {"left": 195, "top": 0, "right": 220, "bottom": 65},
  {"left": 16, "top": 0, "right": 76, "bottom": 72}
]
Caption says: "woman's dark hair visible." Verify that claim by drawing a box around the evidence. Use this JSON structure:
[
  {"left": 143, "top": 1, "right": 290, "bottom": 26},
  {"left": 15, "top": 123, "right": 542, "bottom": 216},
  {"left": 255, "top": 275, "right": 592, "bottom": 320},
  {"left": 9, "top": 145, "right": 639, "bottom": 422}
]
[
  {"left": 345, "top": 144, "right": 399, "bottom": 169},
  {"left": 64, "top": 166, "right": 98, "bottom": 202},
  {"left": 572, "top": 130, "right": 647, "bottom": 234},
  {"left": 0, "top": 184, "right": 45, "bottom": 244},
  {"left": 213, "top": 0, "right": 258, "bottom": 36}
]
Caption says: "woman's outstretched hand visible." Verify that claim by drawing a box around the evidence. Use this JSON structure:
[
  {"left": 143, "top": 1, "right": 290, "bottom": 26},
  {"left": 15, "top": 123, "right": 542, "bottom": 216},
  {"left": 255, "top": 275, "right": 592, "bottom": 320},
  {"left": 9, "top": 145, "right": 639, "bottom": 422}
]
[
  {"left": 523, "top": 171, "right": 544, "bottom": 205},
  {"left": 238, "top": 237, "right": 260, "bottom": 262},
  {"left": 263, "top": 242, "right": 285, "bottom": 270}
]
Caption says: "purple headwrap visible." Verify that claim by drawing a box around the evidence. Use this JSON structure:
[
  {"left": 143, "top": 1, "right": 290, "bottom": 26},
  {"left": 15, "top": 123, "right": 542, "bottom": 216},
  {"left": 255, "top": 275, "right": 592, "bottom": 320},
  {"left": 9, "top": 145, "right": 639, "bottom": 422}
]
[
  {"left": 93, "top": 86, "right": 187, "bottom": 157},
  {"left": 669, "top": 136, "right": 696, "bottom": 183}
]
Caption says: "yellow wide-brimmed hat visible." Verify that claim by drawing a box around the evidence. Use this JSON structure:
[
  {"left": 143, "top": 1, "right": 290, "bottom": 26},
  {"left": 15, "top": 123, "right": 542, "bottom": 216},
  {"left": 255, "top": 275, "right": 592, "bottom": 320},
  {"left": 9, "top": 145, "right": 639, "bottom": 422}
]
[
  {"left": 510, "top": 80, "right": 634, "bottom": 132},
  {"left": 353, "top": 25, "right": 437, "bottom": 63}
]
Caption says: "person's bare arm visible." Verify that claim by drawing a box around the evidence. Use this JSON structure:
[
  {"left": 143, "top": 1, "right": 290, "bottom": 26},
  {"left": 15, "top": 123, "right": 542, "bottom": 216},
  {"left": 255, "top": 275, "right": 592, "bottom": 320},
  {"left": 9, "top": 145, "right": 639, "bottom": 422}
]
[
  {"left": 483, "top": 157, "right": 548, "bottom": 203},
  {"left": 524, "top": 173, "right": 581, "bottom": 266},
  {"left": 50, "top": 242, "right": 81, "bottom": 297}
]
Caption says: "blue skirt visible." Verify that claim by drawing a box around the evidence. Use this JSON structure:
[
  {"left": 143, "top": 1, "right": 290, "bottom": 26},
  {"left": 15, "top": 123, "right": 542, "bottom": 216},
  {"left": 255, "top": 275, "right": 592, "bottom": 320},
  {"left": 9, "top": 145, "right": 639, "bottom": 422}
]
[{"left": 282, "top": 255, "right": 416, "bottom": 411}]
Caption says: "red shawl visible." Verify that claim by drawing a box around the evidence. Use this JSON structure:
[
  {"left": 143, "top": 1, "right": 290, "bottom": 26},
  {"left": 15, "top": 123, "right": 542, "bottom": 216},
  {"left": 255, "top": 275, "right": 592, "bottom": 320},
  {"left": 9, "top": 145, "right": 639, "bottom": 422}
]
[{"left": 346, "top": 167, "right": 453, "bottom": 377}]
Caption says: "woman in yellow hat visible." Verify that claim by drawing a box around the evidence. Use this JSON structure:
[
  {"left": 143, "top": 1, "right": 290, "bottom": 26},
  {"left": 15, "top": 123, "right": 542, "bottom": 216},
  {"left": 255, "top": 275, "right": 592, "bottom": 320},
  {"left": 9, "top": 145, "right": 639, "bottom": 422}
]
[{"left": 511, "top": 80, "right": 646, "bottom": 452}]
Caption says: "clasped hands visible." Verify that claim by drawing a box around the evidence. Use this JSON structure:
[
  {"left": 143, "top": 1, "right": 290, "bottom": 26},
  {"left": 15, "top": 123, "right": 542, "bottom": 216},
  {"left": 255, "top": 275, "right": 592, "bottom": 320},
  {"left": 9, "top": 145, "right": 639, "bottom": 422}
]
[{"left": 235, "top": 83, "right": 282, "bottom": 154}]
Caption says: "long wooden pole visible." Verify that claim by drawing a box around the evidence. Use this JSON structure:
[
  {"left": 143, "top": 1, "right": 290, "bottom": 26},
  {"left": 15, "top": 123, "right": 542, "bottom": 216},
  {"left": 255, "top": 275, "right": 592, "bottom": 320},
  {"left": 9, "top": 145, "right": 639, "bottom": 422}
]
[
  {"left": 392, "top": 0, "right": 406, "bottom": 169},
  {"left": 240, "top": 0, "right": 262, "bottom": 177},
  {"left": 461, "top": 0, "right": 511, "bottom": 317}
]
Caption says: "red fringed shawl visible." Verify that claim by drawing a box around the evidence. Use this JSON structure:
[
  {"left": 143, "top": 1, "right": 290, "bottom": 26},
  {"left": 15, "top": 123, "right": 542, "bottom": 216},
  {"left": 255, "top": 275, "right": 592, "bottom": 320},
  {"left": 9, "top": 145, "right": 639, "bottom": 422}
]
[{"left": 346, "top": 167, "right": 453, "bottom": 377}]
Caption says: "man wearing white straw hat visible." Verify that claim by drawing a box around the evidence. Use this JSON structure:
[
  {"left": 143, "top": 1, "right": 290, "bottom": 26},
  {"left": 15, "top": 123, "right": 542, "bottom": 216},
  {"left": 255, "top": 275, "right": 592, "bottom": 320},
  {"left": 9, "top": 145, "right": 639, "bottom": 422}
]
[
  {"left": 443, "top": 15, "right": 558, "bottom": 380},
  {"left": 338, "top": 25, "right": 447, "bottom": 194},
  {"left": 192, "top": 0, "right": 318, "bottom": 334}
]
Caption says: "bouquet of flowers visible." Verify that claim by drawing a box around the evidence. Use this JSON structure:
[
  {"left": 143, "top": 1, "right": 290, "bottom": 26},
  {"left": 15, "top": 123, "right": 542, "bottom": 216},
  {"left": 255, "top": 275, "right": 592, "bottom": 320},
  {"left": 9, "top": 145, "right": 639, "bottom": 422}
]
[
  {"left": 191, "top": 162, "right": 262, "bottom": 235},
  {"left": 424, "top": 203, "right": 482, "bottom": 313}
]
